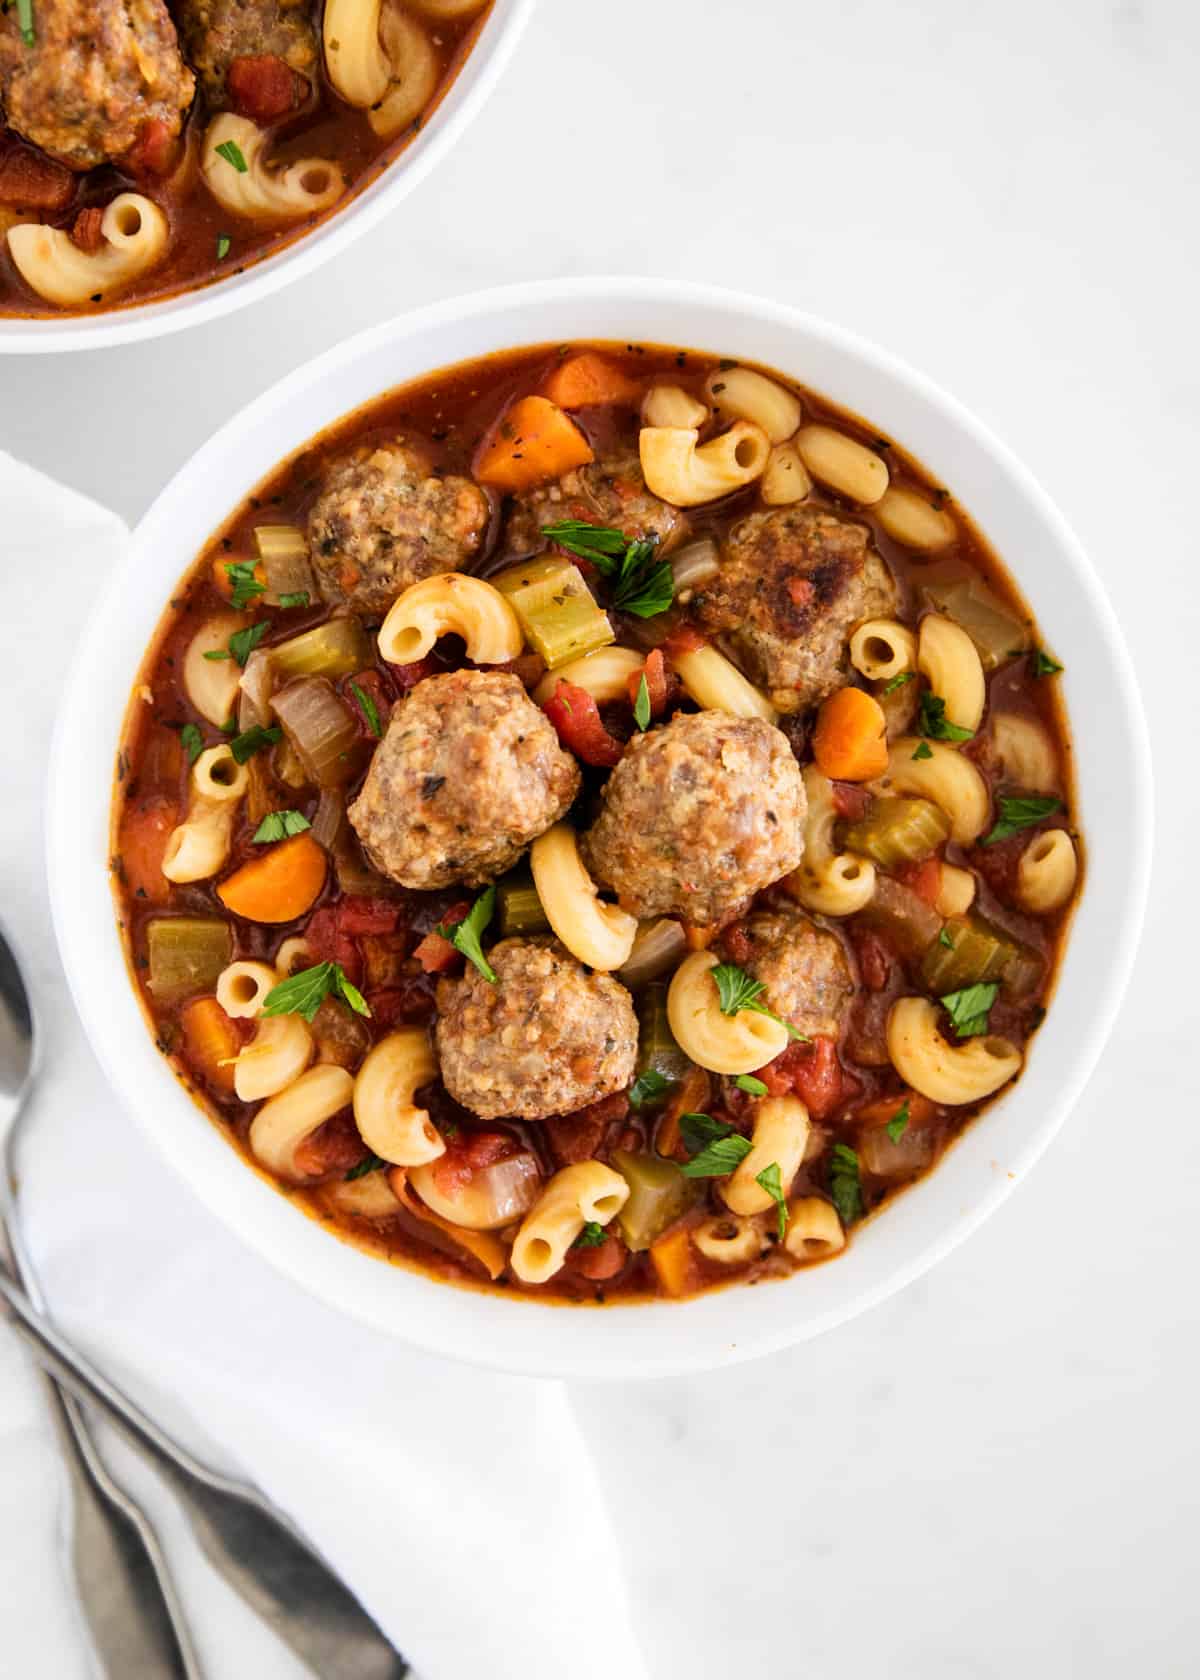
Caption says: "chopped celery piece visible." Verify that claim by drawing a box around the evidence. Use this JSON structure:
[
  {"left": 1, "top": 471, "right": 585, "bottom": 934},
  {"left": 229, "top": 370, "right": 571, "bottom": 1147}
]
[
  {"left": 254, "top": 525, "right": 315, "bottom": 605},
  {"left": 269, "top": 618, "right": 371, "bottom": 683},
  {"left": 920, "top": 914, "right": 1042, "bottom": 998},
  {"left": 146, "top": 917, "right": 232, "bottom": 1003},
  {"left": 254, "top": 524, "right": 308, "bottom": 564},
  {"left": 611, "top": 1149, "right": 699, "bottom": 1252},
  {"left": 921, "top": 576, "right": 1031, "bottom": 671},
  {"left": 845, "top": 797, "right": 951, "bottom": 868},
  {"left": 496, "top": 871, "right": 550, "bottom": 937},
  {"left": 491, "top": 556, "right": 614, "bottom": 669},
  {"left": 854, "top": 878, "right": 943, "bottom": 960},
  {"left": 635, "top": 982, "right": 690, "bottom": 1085}
]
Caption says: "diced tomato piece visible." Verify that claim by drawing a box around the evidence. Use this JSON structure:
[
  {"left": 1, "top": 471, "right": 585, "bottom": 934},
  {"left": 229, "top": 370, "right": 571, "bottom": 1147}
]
[
  {"left": 303, "top": 905, "right": 361, "bottom": 982},
  {"left": 542, "top": 680, "right": 624, "bottom": 768},
  {"left": 720, "top": 920, "right": 753, "bottom": 968},
  {"left": 895, "top": 858, "right": 943, "bottom": 906},
  {"left": 359, "top": 932, "right": 410, "bottom": 990},
  {"left": 850, "top": 927, "right": 891, "bottom": 992},
  {"left": 344, "top": 669, "right": 391, "bottom": 740},
  {"left": 626, "top": 647, "right": 669, "bottom": 718},
  {"left": 431, "top": 1129, "right": 517, "bottom": 1195},
  {"left": 662, "top": 624, "right": 707, "bottom": 660},
  {"left": 412, "top": 901, "right": 468, "bottom": 974},
  {"left": 830, "top": 781, "right": 872, "bottom": 822},
  {"left": 118, "top": 796, "right": 178, "bottom": 905},
  {"left": 0, "top": 142, "right": 74, "bottom": 211},
  {"left": 227, "top": 54, "right": 307, "bottom": 123},
  {"left": 293, "top": 1110, "right": 366, "bottom": 1179},
  {"left": 366, "top": 979, "right": 436, "bottom": 1026},
  {"left": 387, "top": 654, "right": 440, "bottom": 691},
  {"left": 70, "top": 206, "right": 105, "bottom": 253},
  {"left": 543, "top": 1093, "right": 628, "bottom": 1168},
  {"left": 337, "top": 895, "right": 402, "bottom": 936},
  {"left": 760, "top": 1035, "right": 853, "bottom": 1120},
  {"left": 566, "top": 1231, "right": 627, "bottom": 1282},
  {"left": 123, "top": 118, "right": 177, "bottom": 179},
  {"left": 968, "top": 832, "right": 1026, "bottom": 902}
]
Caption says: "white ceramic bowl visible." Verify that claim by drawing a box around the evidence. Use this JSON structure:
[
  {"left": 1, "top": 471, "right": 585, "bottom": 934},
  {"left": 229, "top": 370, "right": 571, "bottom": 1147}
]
[
  {"left": 48, "top": 279, "right": 1152, "bottom": 1379},
  {"left": 0, "top": 0, "right": 533, "bottom": 355}
]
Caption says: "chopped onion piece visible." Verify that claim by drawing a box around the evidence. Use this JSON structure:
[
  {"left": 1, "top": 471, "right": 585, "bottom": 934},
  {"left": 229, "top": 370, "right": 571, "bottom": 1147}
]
[
  {"left": 271, "top": 677, "right": 365, "bottom": 788},
  {"left": 237, "top": 647, "right": 275, "bottom": 730},
  {"left": 311, "top": 786, "right": 345, "bottom": 850},
  {"left": 618, "top": 919, "right": 687, "bottom": 988},
  {"left": 670, "top": 538, "right": 720, "bottom": 595},
  {"left": 255, "top": 525, "right": 316, "bottom": 605}
]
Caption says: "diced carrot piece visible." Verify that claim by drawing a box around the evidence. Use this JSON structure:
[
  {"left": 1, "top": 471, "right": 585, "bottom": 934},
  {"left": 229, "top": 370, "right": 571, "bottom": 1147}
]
[
  {"left": 655, "top": 1066, "right": 712, "bottom": 1161},
  {"left": 180, "top": 997, "right": 240, "bottom": 1094},
  {"left": 854, "top": 1089, "right": 937, "bottom": 1128},
  {"left": 217, "top": 834, "right": 327, "bottom": 924},
  {"left": 541, "top": 352, "right": 642, "bottom": 411},
  {"left": 117, "top": 796, "right": 178, "bottom": 905},
  {"left": 649, "top": 1225, "right": 696, "bottom": 1297},
  {"left": 474, "top": 396, "right": 594, "bottom": 493},
  {"left": 812, "top": 686, "right": 889, "bottom": 781}
]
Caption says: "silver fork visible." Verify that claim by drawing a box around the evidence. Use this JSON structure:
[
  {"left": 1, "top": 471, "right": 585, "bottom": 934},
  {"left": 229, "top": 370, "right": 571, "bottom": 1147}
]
[{"left": 0, "top": 923, "right": 201, "bottom": 1678}]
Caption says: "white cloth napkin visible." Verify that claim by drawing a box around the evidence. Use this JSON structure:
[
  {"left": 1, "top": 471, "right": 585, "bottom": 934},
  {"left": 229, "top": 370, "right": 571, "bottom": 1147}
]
[{"left": 0, "top": 452, "right": 650, "bottom": 1680}]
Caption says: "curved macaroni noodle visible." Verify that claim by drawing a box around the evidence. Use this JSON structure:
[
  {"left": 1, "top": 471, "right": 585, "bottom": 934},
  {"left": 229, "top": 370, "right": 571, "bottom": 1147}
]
[
  {"left": 720, "top": 1096, "right": 810, "bottom": 1216},
  {"left": 692, "top": 1214, "right": 767, "bottom": 1265},
  {"left": 704, "top": 366, "right": 801, "bottom": 443},
  {"left": 875, "top": 486, "right": 956, "bottom": 550},
  {"left": 532, "top": 646, "right": 643, "bottom": 707},
  {"left": 162, "top": 746, "right": 247, "bottom": 883},
  {"left": 849, "top": 619, "right": 917, "bottom": 684},
  {"left": 783, "top": 1196, "right": 845, "bottom": 1261},
  {"left": 670, "top": 642, "right": 778, "bottom": 723},
  {"left": 934, "top": 862, "right": 976, "bottom": 918},
  {"left": 183, "top": 613, "right": 244, "bottom": 725},
  {"left": 323, "top": 0, "right": 392, "bottom": 108},
  {"left": 667, "top": 949, "right": 790, "bottom": 1075},
  {"left": 887, "top": 997, "right": 1021, "bottom": 1105},
  {"left": 641, "top": 383, "right": 708, "bottom": 429},
  {"left": 760, "top": 440, "right": 812, "bottom": 506},
  {"left": 368, "top": 7, "right": 438, "bottom": 137},
  {"left": 215, "top": 960, "right": 277, "bottom": 1019},
  {"left": 249, "top": 1064, "right": 356, "bottom": 1182},
  {"left": 235, "top": 1013, "right": 314, "bottom": 1103},
  {"left": 991, "top": 711, "right": 1060, "bottom": 793},
  {"left": 787, "top": 765, "right": 876, "bottom": 917},
  {"left": 1016, "top": 828, "right": 1077, "bottom": 914},
  {"left": 530, "top": 823, "right": 637, "bottom": 972},
  {"left": 201, "top": 115, "right": 345, "bottom": 223},
  {"left": 795, "top": 425, "right": 888, "bottom": 504},
  {"left": 510, "top": 1161, "right": 629, "bottom": 1284},
  {"left": 7, "top": 194, "right": 168, "bottom": 307},
  {"left": 876, "top": 737, "right": 991, "bottom": 843},
  {"left": 640, "top": 421, "right": 770, "bottom": 507},
  {"left": 918, "top": 613, "right": 986, "bottom": 732},
  {"left": 352, "top": 1027, "right": 443, "bottom": 1166},
  {"left": 377, "top": 571, "right": 523, "bottom": 666}
]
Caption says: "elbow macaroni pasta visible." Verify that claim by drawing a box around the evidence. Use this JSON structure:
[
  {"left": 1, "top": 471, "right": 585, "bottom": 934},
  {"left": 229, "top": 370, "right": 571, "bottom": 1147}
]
[
  {"left": 215, "top": 957, "right": 315, "bottom": 1101},
  {"left": 783, "top": 1197, "right": 845, "bottom": 1261},
  {"left": 670, "top": 642, "right": 778, "bottom": 722},
  {"left": 667, "top": 949, "right": 790, "bottom": 1074},
  {"left": 934, "top": 862, "right": 976, "bottom": 917},
  {"left": 704, "top": 367, "right": 802, "bottom": 443},
  {"left": 692, "top": 1213, "right": 768, "bottom": 1265},
  {"left": 377, "top": 572, "right": 523, "bottom": 666},
  {"left": 510, "top": 1162, "right": 629, "bottom": 1284},
  {"left": 367, "top": 6, "right": 438, "bottom": 137},
  {"left": 1016, "top": 828, "right": 1077, "bottom": 913},
  {"left": 249, "top": 1064, "right": 356, "bottom": 1182},
  {"left": 788, "top": 765, "right": 876, "bottom": 917},
  {"left": 532, "top": 646, "right": 643, "bottom": 707},
  {"left": 641, "top": 383, "right": 709, "bottom": 429},
  {"left": 850, "top": 619, "right": 917, "bottom": 684},
  {"left": 352, "top": 1027, "right": 443, "bottom": 1166},
  {"left": 7, "top": 194, "right": 169, "bottom": 307},
  {"left": 875, "top": 486, "right": 956, "bottom": 550},
  {"left": 530, "top": 823, "right": 638, "bottom": 972},
  {"left": 760, "top": 441, "right": 813, "bottom": 506},
  {"left": 327, "top": 1171, "right": 404, "bottom": 1220},
  {"left": 887, "top": 997, "right": 1021, "bottom": 1105},
  {"left": 795, "top": 426, "right": 889, "bottom": 505},
  {"left": 639, "top": 421, "right": 770, "bottom": 507},
  {"left": 918, "top": 613, "right": 986, "bottom": 732},
  {"left": 161, "top": 746, "right": 247, "bottom": 883},
  {"left": 876, "top": 737, "right": 991, "bottom": 843},
  {"left": 323, "top": 0, "right": 391, "bottom": 108},
  {"left": 991, "top": 711, "right": 1061, "bottom": 793},
  {"left": 201, "top": 115, "right": 345, "bottom": 223},
  {"left": 720, "top": 1096, "right": 810, "bottom": 1216},
  {"left": 183, "top": 614, "right": 244, "bottom": 725},
  {"left": 216, "top": 961, "right": 277, "bottom": 1019}
]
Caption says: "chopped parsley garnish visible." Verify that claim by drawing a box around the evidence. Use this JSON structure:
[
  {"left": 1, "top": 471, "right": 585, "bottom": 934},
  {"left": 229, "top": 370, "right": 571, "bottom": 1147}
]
[
  {"left": 917, "top": 691, "right": 974, "bottom": 742},
  {"left": 350, "top": 681, "right": 381, "bottom": 738},
  {"left": 1032, "top": 649, "right": 1063, "bottom": 677},
  {"left": 633, "top": 672, "right": 652, "bottom": 731},
  {"left": 679, "top": 1111, "right": 734, "bottom": 1155},
  {"left": 981, "top": 795, "right": 1063, "bottom": 846},
  {"left": 229, "top": 724, "right": 282, "bottom": 764},
  {"left": 203, "top": 648, "right": 231, "bottom": 662},
  {"left": 180, "top": 722, "right": 203, "bottom": 765},
  {"left": 940, "top": 981, "right": 998, "bottom": 1039},
  {"left": 681, "top": 1135, "right": 753, "bottom": 1179},
  {"left": 755, "top": 1162, "right": 788, "bottom": 1240},
  {"left": 541, "top": 519, "right": 675, "bottom": 619},
  {"left": 216, "top": 233, "right": 231, "bottom": 261},
  {"left": 939, "top": 928, "right": 954, "bottom": 948},
  {"left": 262, "top": 960, "right": 371, "bottom": 1024},
  {"left": 215, "top": 139, "right": 248, "bottom": 174},
  {"left": 345, "top": 1153, "right": 387, "bottom": 1182},
  {"left": 16, "top": 0, "right": 33, "bottom": 47},
  {"left": 229, "top": 620, "right": 270, "bottom": 667},
  {"left": 436, "top": 885, "right": 497, "bottom": 984},
  {"left": 912, "top": 740, "right": 933, "bottom": 761},
  {"left": 252, "top": 809, "right": 311, "bottom": 844},
  {"left": 278, "top": 591, "right": 310, "bottom": 610},
  {"left": 225, "top": 559, "right": 266, "bottom": 610},
  {"left": 829, "top": 1142, "right": 863, "bottom": 1225},
  {"left": 881, "top": 670, "right": 915, "bottom": 696},
  {"left": 710, "top": 962, "right": 805, "bottom": 1040},
  {"left": 573, "top": 1222, "right": 608, "bottom": 1249},
  {"left": 734, "top": 1073, "right": 768, "bottom": 1096},
  {"left": 885, "top": 1100, "right": 910, "bottom": 1143},
  {"left": 629, "top": 1068, "right": 671, "bottom": 1108}
]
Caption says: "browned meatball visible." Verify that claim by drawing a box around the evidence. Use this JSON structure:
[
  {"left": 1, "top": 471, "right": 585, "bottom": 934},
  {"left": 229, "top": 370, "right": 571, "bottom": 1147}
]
[
  {"left": 581, "top": 711, "right": 806, "bottom": 927},
  {"left": 348, "top": 671, "right": 580, "bottom": 890},
  {"left": 729, "top": 907, "right": 853, "bottom": 1038},
  {"left": 694, "top": 506, "right": 897, "bottom": 713},
  {"left": 504, "top": 448, "right": 687, "bottom": 557},
  {"left": 175, "top": 0, "right": 317, "bottom": 107},
  {"left": 436, "top": 939, "right": 638, "bottom": 1121},
  {"left": 307, "top": 437, "right": 490, "bottom": 620},
  {"left": 0, "top": 0, "right": 194, "bottom": 170}
]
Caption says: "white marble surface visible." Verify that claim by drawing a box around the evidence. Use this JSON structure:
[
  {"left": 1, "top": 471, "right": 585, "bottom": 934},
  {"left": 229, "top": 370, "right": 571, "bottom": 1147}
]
[{"left": 2, "top": 0, "right": 1198, "bottom": 1674}]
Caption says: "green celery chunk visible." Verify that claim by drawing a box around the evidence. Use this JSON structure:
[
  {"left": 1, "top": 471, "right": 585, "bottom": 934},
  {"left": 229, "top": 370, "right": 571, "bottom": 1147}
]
[
  {"left": 146, "top": 917, "right": 233, "bottom": 1003},
  {"left": 921, "top": 914, "right": 1042, "bottom": 998},
  {"left": 269, "top": 618, "right": 371, "bottom": 683},
  {"left": 845, "top": 797, "right": 951, "bottom": 868},
  {"left": 491, "top": 556, "right": 614, "bottom": 669},
  {"left": 496, "top": 871, "right": 550, "bottom": 937},
  {"left": 611, "top": 1149, "right": 699, "bottom": 1253},
  {"left": 635, "top": 981, "right": 691, "bottom": 1086}
]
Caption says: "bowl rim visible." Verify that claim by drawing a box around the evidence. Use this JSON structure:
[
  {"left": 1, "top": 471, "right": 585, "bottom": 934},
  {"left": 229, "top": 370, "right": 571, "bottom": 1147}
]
[
  {"left": 0, "top": 0, "right": 535, "bottom": 356},
  {"left": 46, "top": 277, "right": 1154, "bottom": 1379}
]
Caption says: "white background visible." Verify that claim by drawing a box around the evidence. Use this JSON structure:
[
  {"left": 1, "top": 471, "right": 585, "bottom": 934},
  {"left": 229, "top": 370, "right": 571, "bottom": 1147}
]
[{"left": 3, "top": 0, "right": 1199, "bottom": 1674}]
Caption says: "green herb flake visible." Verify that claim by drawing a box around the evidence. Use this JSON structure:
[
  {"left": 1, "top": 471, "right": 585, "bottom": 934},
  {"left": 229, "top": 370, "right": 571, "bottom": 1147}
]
[
  {"left": 540, "top": 520, "right": 628, "bottom": 569},
  {"left": 939, "top": 928, "right": 954, "bottom": 948},
  {"left": 917, "top": 691, "right": 975, "bottom": 742},
  {"left": 215, "top": 139, "right": 248, "bottom": 174},
  {"left": 912, "top": 740, "right": 933, "bottom": 761},
  {"left": 681, "top": 1133, "right": 754, "bottom": 1179},
  {"left": 541, "top": 519, "right": 674, "bottom": 619},
  {"left": 678, "top": 1111, "right": 734, "bottom": 1155},
  {"left": 229, "top": 724, "right": 282, "bottom": 764},
  {"left": 16, "top": 0, "right": 33, "bottom": 46},
  {"left": 203, "top": 648, "right": 232, "bottom": 662},
  {"left": 437, "top": 885, "right": 497, "bottom": 984},
  {"left": 1032, "top": 649, "right": 1063, "bottom": 677},
  {"left": 629, "top": 1069, "right": 671, "bottom": 1109},
  {"left": 216, "top": 233, "right": 232, "bottom": 261},
  {"left": 252, "top": 809, "right": 311, "bottom": 844},
  {"left": 573, "top": 1222, "right": 608, "bottom": 1249},
  {"left": 228, "top": 620, "right": 270, "bottom": 668},
  {"left": 885, "top": 1100, "right": 910, "bottom": 1143},
  {"left": 180, "top": 722, "right": 204, "bottom": 765},
  {"left": 225, "top": 559, "right": 266, "bottom": 611},
  {"left": 278, "top": 591, "right": 310, "bottom": 610},
  {"left": 940, "top": 981, "right": 999, "bottom": 1039},
  {"left": 981, "top": 795, "right": 1063, "bottom": 846},
  {"left": 881, "top": 670, "right": 915, "bottom": 696},
  {"left": 633, "top": 672, "right": 652, "bottom": 731},
  {"left": 710, "top": 961, "right": 805, "bottom": 1041},
  {"left": 755, "top": 1161, "right": 789, "bottom": 1241},
  {"left": 829, "top": 1142, "right": 863, "bottom": 1225},
  {"left": 345, "top": 1153, "right": 388, "bottom": 1182},
  {"left": 262, "top": 960, "right": 371, "bottom": 1024},
  {"left": 734, "top": 1073, "right": 768, "bottom": 1096},
  {"left": 350, "top": 681, "right": 382, "bottom": 738},
  {"left": 334, "top": 969, "right": 371, "bottom": 1018}
]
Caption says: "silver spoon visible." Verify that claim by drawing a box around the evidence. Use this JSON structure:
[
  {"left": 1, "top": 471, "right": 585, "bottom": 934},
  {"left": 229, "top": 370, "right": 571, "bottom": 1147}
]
[
  {"left": 0, "top": 924, "right": 409, "bottom": 1680},
  {"left": 0, "top": 922, "right": 201, "bottom": 1679}
]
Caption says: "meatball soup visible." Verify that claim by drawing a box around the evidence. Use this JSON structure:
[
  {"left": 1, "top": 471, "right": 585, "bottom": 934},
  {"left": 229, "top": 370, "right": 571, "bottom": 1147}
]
[{"left": 111, "top": 340, "right": 1081, "bottom": 1304}]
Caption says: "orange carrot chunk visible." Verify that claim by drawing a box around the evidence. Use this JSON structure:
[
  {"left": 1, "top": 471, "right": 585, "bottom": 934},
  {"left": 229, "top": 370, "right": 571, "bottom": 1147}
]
[
  {"left": 541, "top": 352, "right": 642, "bottom": 411},
  {"left": 217, "top": 833, "right": 327, "bottom": 923},
  {"left": 812, "top": 686, "right": 889, "bottom": 781},
  {"left": 649, "top": 1224, "right": 696, "bottom": 1297},
  {"left": 474, "top": 396, "right": 594, "bottom": 494},
  {"left": 180, "top": 997, "right": 241, "bottom": 1094},
  {"left": 117, "top": 796, "right": 179, "bottom": 906}
]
